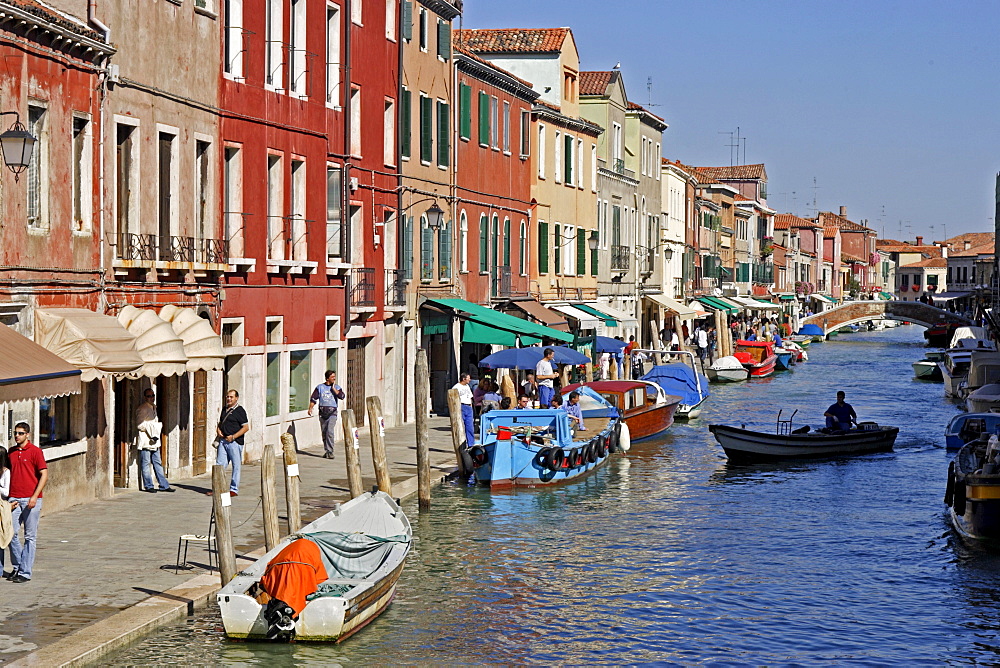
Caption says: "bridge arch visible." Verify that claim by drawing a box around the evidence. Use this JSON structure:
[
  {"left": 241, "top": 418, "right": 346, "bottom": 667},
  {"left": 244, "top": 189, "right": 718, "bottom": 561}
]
[{"left": 800, "top": 300, "right": 974, "bottom": 336}]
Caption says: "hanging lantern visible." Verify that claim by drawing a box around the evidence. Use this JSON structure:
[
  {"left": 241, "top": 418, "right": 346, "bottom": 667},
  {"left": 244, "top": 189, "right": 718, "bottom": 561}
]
[{"left": 0, "top": 119, "right": 36, "bottom": 180}]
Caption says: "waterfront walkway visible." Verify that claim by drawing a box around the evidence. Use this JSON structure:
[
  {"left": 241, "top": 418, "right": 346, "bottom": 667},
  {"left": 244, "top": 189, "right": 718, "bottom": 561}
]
[{"left": 1, "top": 416, "right": 459, "bottom": 666}]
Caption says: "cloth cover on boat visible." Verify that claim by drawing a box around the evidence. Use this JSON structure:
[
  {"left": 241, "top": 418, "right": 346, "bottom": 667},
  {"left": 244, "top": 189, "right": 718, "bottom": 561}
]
[
  {"left": 710, "top": 356, "right": 745, "bottom": 371},
  {"left": 797, "top": 324, "right": 823, "bottom": 337},
  {"left": 302, "top": 531, "right": 410, "bottom": 581},
  {"left": 260, "top": 538, "right": 329, "bottom": 616},
  {"left": 640, "top": 364, "right": 710, "bottom": 406}
]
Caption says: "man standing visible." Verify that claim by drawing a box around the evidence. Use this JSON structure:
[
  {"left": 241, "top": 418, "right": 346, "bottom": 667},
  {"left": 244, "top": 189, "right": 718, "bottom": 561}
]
[
  {"left": 535, "top": 348, "right": 558, "bottom": 408},
  {"left": 824, "top": 391, "right": 858, "bottom": 431},
  {"left": 696, "top": 326, "right": 709, "bottom": 365},
  {"left": 212, "top": 390, "right": 250, "bottom": 497},
  {"left": 308, "top": 370, "right": 346, "bottom": 460},
  {"left": 7, "top": 423, "right": 46, "bottom": 583},
  {"left": 136, "top": 389, "right": 174, "bottom": 493},
  {"left": 452, "top": 373, "right": 474, "bottom": 447}
]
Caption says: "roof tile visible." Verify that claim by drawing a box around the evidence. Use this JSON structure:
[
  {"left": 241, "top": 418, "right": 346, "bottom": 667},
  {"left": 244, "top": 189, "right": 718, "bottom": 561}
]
[
  {"left": 579, "top": 71, "right": 614, "bottom": 96},
  {"left": 692, "top": 164, "right": 767, "bottom": 181},
  {"left": 455, "top": 28, "right": 570, "bottom": 54}
]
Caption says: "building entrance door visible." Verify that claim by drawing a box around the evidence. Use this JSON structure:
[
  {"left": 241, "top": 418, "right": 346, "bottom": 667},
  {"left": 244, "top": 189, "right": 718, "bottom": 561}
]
[
  {"left": 193, "top": 370, "right": 208, "bottom": 475},
  {"left": 347, "top": 338, "right": 368, "bottom": 426}
]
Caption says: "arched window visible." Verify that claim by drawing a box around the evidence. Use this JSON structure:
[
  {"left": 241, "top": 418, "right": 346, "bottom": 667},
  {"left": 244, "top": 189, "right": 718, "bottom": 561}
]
[
  {"left": 491, "top": 214, "right": 500, "bottom": 271},
  {"left": 503, "top": 217, "right": 511, "bottom": 267},
  {"left": 459, "top": 211, "right": 468, "bottom": 273},
  {"left": 518, "top": 220, "right": 527, "bottom": 276},
  {"left": 479, "top": 214, "right": 488, "bottom": 273}
]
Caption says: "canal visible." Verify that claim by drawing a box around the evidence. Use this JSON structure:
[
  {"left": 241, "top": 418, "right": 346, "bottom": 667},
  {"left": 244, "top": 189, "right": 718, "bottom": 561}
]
[{"left": 106, "top": 325, "right": 1000, "bottom": 664}]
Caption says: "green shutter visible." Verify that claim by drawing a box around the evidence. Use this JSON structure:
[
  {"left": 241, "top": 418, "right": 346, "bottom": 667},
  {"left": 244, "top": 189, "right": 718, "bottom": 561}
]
[
  {"left": 403, "top": 216, "right": 413, "bottom": 280},
  {"left": 400, "top": 89, "right": 411, "bottom": 158},
  {"left": 478, "top": 91, "right": 489, "bottom": 146},
  {"left": 459, "top": 83, "right": 471, "bottom": 140},
  {"left": 437, "top": 101, "right": 449, "bottom": 167},
  {"left": 564, "top": 134, "right": 573, "bottom": 185},
  {"left": 503, "top": 219, "right": 511, "bottom": 266},
  {"left": 437, "top": 20, "right": 451, "bottom": 59},
  {"left": 479, "top": 216, "right": 488, "bottom": 273},
  {"left": 420, "top": 223, "right": 434, "bottom": 280},
  {"left": 576, "top": 229, "right": 586, "bottom": 275},
  {"left": 420, "top": 96, "right": 433, "bottom": 163},
  {"left": 554, "top": 224, "right": 561, "bottom": 274},
  {"left": 439, "top": 220, "right": 452, "bottom": 279},
  {"left": 538, "top": 221, "right": 549, "bottom": 274},
  {"left": 402, "top": 0, "right": 412, "bottom": 40},
  {"left": 591, "top": 245, "right": 598, "bottom": 276}
]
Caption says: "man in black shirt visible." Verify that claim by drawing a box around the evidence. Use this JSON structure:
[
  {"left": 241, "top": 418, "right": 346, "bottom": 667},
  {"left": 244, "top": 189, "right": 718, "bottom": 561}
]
[{"left": 210, "top": 389, "right": 250, "bottom": 496}]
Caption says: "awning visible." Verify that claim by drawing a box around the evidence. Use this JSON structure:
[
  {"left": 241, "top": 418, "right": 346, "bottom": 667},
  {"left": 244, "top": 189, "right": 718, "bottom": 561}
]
[
  {"left": 716, "top": 297, "right": 746, "bottom": 311},
  {"left": 879, "top": 292, "right": 894, "bottom": 301},
  {"left": 585, "top": 302, "right": 640, "bottom": 328},
  {"left": 426, "top": 298, "right": 573, "bottom": 346},
  {"left": 160, "top": 305, "right": 226, "bottom": 371},
  {"left": 506, "top": 300, "right": 570, "bottom": 332},
  {"left": 643, "top": 294, "right": 699, "bottom": 320},
  {"left": 117, "top": 306, "right": 188, "bottom": 378},
  {"left": 755, "top": 298, "right": 782, "bottom": 310},
  {"left": 696, "top": 297, "right": 738, "bottom": 315},
  {"left": 730, "top": 296, "right": 780, "bottom": 311},
  {"left": 35, "top": 308, "right": 144, "bottom": 382},
  {"left": 550, "top": 304, "right": 601, "bottom": 330},
  {"left": 572, "top": 303, "right": 617, "bottom": 327},
  {"left": 932, "top": 291, "right": 973, "bottom": 303},
  {"left": 810, "top": 293, "right": 837, "bottom": 304},
  {"left": 778, "top": 294, "right": 797, "bottom": 301},
  {"left": 0, "top": 325, "right": 81, "bottom": 403}
]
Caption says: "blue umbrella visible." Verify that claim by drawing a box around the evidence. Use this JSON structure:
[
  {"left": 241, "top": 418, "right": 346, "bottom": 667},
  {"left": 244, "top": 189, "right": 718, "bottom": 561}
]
[
  {"left": 595, "top": 336, "right": 626, "bottom": 353},
  {"left": 478, "top": 345, "right": 589, "bottom": 370}
]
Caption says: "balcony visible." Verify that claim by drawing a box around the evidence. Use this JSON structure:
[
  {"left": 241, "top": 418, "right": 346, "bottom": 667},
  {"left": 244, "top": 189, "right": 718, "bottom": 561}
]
[
  {"left": 535, "top": 285, "right": 599, "bottom": 302},
  {"left": 611, "top": 245, "right": 630, "bottom": 272},
  {"left": 385, "top": 269, "right": 407, "bottom": 310},
  {"left": 349, "top": 267, "right": 376, "bottom": 313},
  {"left": 634, "top": 246, "right": 654, "bottom": 277},
  {"left": 113, "top": 233, "right": 230, "bottom": 274},
  {"left": 492, "top": 265, "right": 512, "bottom": 299}
]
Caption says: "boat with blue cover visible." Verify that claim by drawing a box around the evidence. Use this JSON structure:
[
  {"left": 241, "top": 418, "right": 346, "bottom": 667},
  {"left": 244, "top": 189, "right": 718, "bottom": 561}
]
[
  {"left": 639, "top": 351, "right": 710, "bottom": 419},
  {"left": 774, "top": 349, "right": 795, "bottom": 370},
  {"left": 944, "top": 412, "right": 1000, "bottom": 450},
  {"left": 797, "top": 323, "right": 826, "bottom": 342},
  {"left": 467, "top": 392, "right": 623, "bottom": 488}
]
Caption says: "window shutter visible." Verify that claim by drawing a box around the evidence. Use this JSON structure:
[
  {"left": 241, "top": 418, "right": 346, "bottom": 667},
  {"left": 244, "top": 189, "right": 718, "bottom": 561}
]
[
  {"left": 403, "top": 216, "right": 413, "bottom": 279},
  {"left": 564, "top": 134, "right": 573, "bottom": 186},
  {"left": 520, "top": 109, "right": 530, "bottom": 156},
  {"left": 479, "top": 216, "right": 488, "bottom": 273},
  {"left": 420, "top": 96, "right": 433, "bottom": 163},
  {"left": 437, "top": 101, "right": 449, "bottom": 167},
  {"left": 538, "top": 222, "right": 549, "bottom": 274},
  {"left": 400, "top": 89, "right": 411, "bottom": 158},
  {"left": 420, "top": 223, "right": 434, "bottom": 280},
  {"left": 576, "top": 229, "right": 586, "bottom": 276},
  {"left": 554, "top": 224, "right": 561, "bottom": 274},
  {"left": 591, "top": 244, "right": 598, "bottom": 276},
  {"left": 439, "top": 220, "right": 452, "bottom": 279},
  {"left": 402, "top": 0, "right": 412, "bottom": 40},
  {"left": 478, "top": 91, "right": 489, "bottom": 145},
  {"left": 437, "top": 20, "right": 451, "bottom": 59},
  {"left": 459, "top": 84, "right": 471, "bottom": 139},
  {"left": 503, "top": 219, "right": 511, "bottom": 266}
]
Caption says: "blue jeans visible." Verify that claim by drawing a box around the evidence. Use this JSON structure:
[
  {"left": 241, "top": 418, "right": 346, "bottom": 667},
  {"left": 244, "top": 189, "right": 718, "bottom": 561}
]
[
  {"left": 10, "top": 497, "right": 42, "bottom": 579},
  {"left": 826, "top": 416, "right": 851, "bottom": 431},
  {"left": 461, "top": 404, "right": 474, "bottom": 447},
  {"left": 216, "top": 438, "right": 243, "bottom": 493},
  {"left": 539, "top": 384, "right": 554, "bottom": 408},
  {"left": 139, "top": 448, "right": 171, "bottom": 491}
]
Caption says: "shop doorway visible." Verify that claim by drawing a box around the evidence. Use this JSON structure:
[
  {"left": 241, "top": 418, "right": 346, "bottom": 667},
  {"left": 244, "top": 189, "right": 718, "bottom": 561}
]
[{"left": 347, "top": 337, "right": 368, "bottom": 425}]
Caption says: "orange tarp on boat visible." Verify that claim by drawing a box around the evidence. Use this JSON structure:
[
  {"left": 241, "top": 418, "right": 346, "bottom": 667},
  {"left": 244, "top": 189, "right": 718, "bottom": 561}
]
[{"left": 260, "top": 538, "right": 328, "bottom": 616}]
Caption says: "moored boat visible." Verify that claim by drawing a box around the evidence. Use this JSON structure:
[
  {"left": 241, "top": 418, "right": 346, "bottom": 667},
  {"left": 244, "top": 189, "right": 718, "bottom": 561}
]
[
  {"left": 787, "top": 335, "right": 811, "bottom": 349},
  {"left": 639, "top": 351, "right": 710, "bottom": 419},
  {"left": 925, "top": 322, "right": 958, "bottom": 348},
  {"left": 939, "top": 337, "right": 998, "bottom": 398},
  {"left": 709, "top": 421, "right": 898, "bottom": 462},
  {"left": 797, "top": 323, "right": 825, "bottom": 342},
  {"left": 707, "top": 356, "right": 749, "bottom": 382},
  {"left": 217, "top": 490, "right": 411, "bottom": 642},
  {"left": 962, "top": 350, "right": 1000, "bottom": 399},
  {"left": 946, "top": 435, "right": 1000, "bottom": 541},
  {"left": 734, "top": 340, "right": 778, "bottom": 378},
  {"left": 945, "top": 412, "right": 1000, "bottom": 450},
  {"left": 967, "top": 384, "right": 1000, "bottom": 413},
  {"left": 563, "top": 380, "right": 680, "bottom": 442},
  {"left": 783, "top": 340, "right": 808, "bottom": 362},
  {"left": 912, "top": 359, "right": 943, "bottom": 381},
  {"left": 774, "top": 349, "right": 795, "bottom": 370}
]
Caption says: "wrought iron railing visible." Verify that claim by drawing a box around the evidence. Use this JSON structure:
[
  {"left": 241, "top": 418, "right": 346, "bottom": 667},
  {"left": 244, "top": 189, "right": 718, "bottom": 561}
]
[
  {"left": 350, "top": 267, "right": 376, "bottom": 308},
  {"left": 165, "top": 235, "right": 197, "bottom": 262},
  {"left": 614, "top": 158, "right": 625, "bottom": 174},
  {"left": 634, "top": 246, "right": 653, "bottom": 276},
  {"left": 385, "top": 269, "right": 406, "bottom": 307},
  {"left": 116, "top": 233, "right": 229, "bottom": 264},
  {"left": 203, "top": 238, "right": 230, "bottom": 265},
  {"left": 117, "top": 233, "right": 157, "bottom": 261},
  {"left": 611, "top": 245, "right": 631, "bottom": 272}
]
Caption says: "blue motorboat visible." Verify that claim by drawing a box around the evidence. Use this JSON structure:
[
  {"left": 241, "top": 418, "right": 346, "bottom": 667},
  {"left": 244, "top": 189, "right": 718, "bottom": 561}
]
[
  {"left": 469, "top": 401, "right": 622, "bottom": 488},
  {"left": 640, "top": 358, "right": 710, "bottom": 419},
  {"left": 774, "top": 350, "right": 795, "bottom": 370},
  {"left": 945, "top": 412, "right": 1000, "bottom": 451}
]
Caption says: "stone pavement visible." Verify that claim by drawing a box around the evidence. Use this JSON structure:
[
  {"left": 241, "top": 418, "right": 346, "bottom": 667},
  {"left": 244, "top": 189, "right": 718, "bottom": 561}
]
[{"left": 0, "top": 416, "right": 459, "bottom": 665}]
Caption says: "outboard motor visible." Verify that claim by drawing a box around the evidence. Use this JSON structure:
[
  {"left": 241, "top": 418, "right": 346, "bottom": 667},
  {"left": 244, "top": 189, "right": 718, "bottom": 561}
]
[{"left": 262, "top": 598, "right": 297, "bottom": 641}]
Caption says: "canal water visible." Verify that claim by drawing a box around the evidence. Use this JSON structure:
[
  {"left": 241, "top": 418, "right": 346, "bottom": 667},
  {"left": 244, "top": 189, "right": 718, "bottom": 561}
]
[{"left": 106, "top": 325, "right": 1000, "bottom": 665}]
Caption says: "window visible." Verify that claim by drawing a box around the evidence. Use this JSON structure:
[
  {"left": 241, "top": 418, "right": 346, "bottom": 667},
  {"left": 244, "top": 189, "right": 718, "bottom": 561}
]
[
  {"left": 400, "top": 88, "right": 411, "bottom": 158},
  {"left": 438, "top": 218, "right": 452, "bottom": 279},
  {"left": 491, "top": 214, "right": 499, "bottom": 270},
  {"left": 266, "top": 352, "right": 280, "bottom": 417},
  {"left": 326, "top": 165, "right": 342, "bottom": 259},
  {"left": 436, "top": 100, "right": 449, "bottom": 167},
  {"left": 326, "top": 5, "right": 341, "bottom": 106},
  {"left": 195, "top": 140, "right": 211, "bottom": 244},
  {"left": 537, "top": 123, "right": 545, "bottom": 178},
  {"left": 385, "top": 0, "right": 396, "bottom": 39},
  {"left": 591, "top": 226, "right": 598, "bottom": 276},
  {"left": 503, "top": 217, "right": 511, "bottom": 266},
  {"left": 420, "top": 216, "right": 433, "bottom": 281},
  {"left": 115, "top": 123, "right": 136, "bottom": 243},
  {"left": 479, "top": 214, "right": 488, "bottom": 273},
  {"left": 289, "top": 0, "right": 306, "bottom": 96},
  {"left": 266, "top": 0, "right": 283, "bottom": 89},
  {"left": 418, "top": 7, "right": 427, "bottom": 51},
  {"left": 459, "top": 83, "right": 472, "bottom": 140},
  {"left": 384, "top": 98, "right": 395, "bottom": 166},
  {"left": 157, "top": 130, "right": 175, "bottom": 260},
  {"left": 591, "top": 144, "right": 597, "bottom": 193},
  {"left": 291, "top": 159, "right": 306, "bottom": 260},
  {"left": 436, "top": 18, "right": 451, "bottom": 59},
  {"left": 267, "top": 154, "right": 283, "bottom": 260},
  {"left": 538, "top": 221, "right": 549, "bottom": 274},
  {"left": 597, "top": 199, "right": 606, "bottom": 253},
  {"left": 459, "top": 211, "right": 468, "bottom": 273},
  {"left": 225, "top": 146, "right": 244, "bottom": 257},
  {"left": 352, "top": 0, "right": 362, "bottom": 24},
  {"left": 350, "top": 86, "right": 361, "bottom": 156},
  {"left": 478, "top": 90, "right": 489, "bottom": 147},
  {"left": 612, "top": 122, "right": 622, "bottom": 164},
  {"left": 401, "top": 0, "right": 412, "bottom": 40},
  {"left": 519, "top": 220, "right": 527, "bottom": 276},
  {"left": 577, "top": 138, "right": 583, "bottom": 190},
  {"left": 577, "top": 228, "right": 586, "bottom": 276},
  {"left": 402, "top": 215, "right": 413, "bottom": 279},
  {"left": 72, "top": 116, "right": 91, "bottom": 232},
  {"left": 563, "top": 134, "right": 573, "bottom": 186},
  {"left": 641, "top": 138, "right": 647, "bottom": 176},
  {"left": 554, "top": 223, "right": 561, "bottom": 274},
  {"left": 39, "top": 395, "right": 73, "bottom": 445},
  {"left": 554, "top": 131, "right": 561, "bottom": 183},
  {"left": 612, "top": 205, "right": 621, "bottom": 247},
  {"left": 655, "top": 142, "right": 661, "bottom": 180},
  {"left": 490, "top": 96, "right": 498, "bottom": 149},
  {"left": 224, "top": 0, "right": 244, "bottom": 79},
  {"left": 419, "top": 93, "right": 433, "bottom": 164},
  {"left": 502, "top": 101, "right": 510, "bottom": 153},
  {"left": 520, "top": 109, "right": 530, "bottom": 158},
  {"left": 26, "top": 105, "right": 45, "bottom": 229},
  {"left": 289, "top": 350, "right": 311, "bottom": 412}
]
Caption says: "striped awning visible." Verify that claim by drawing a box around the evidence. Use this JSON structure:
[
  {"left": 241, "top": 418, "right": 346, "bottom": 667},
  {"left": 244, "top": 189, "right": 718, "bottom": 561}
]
[
  {"left": 697, "top": 297, "right": 739, "bottom": 315},
  {"left": 810, "top": 293, "right": 837, "bottom": 304}
]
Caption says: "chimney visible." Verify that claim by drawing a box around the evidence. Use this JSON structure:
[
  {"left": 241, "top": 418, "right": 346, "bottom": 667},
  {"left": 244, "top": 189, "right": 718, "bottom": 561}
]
[
  {"left": 916, "top": 235, "right": 923, "bottom": 246},
  {"left": 941, "top": 245, "right": 948, "bottom": 258},
  {"left": 965, "top": 240, "right": 971, "bottom": 250},
  {"left": 839, "top": 206, "right": 847, "bottom": 217}
]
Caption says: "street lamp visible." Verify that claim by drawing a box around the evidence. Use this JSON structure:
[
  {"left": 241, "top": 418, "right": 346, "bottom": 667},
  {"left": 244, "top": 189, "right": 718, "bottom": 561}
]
[
  {"left": 588, "top": 230, "right": 599, "bottom": 251},
  {"left": 0, "top": 113, "right": 36, "bottom": 180},
  {"left": 425, "top": 202, "right": 445, "bottom": 231}
]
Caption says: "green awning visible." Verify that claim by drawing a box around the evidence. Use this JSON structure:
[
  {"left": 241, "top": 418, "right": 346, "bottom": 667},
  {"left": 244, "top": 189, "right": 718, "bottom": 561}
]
[
  {"left": 426, "top": 298, "right": 574, "bottom": 345},
  {"left": 696, "top": 296, "right": 738, "bottom": 315},
  {"left": 572, "top": 304, "right": 618, "bottom": 327},
  {"left": 880, "top": 292, "right": 893, "bottom": 300},
  {"left": 809, "top": 293, "right": 837, "bottom": 304},
  {"left": 779, "top": 294, "right": 797, "bottom": 301},
  {"left": 421, "top": 312, "right": 451, "bottom": 336}
]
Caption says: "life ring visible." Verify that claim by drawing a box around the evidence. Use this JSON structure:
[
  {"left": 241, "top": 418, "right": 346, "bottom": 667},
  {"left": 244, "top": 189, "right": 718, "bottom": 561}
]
[
  {"left": 944, "top": 462, "right": 955, "bottom": 506},
  {"left": 469, "top": 446, "right": 488, "bottom": 467},
  {"left": 541, "top": 447, "right": 563, "bottom": 471},
  {"left": 954, "top": 477, "right": 967, "bottom": 516},
  {"left": 618, "top": 422, "right": 632, "bottom": 453}
]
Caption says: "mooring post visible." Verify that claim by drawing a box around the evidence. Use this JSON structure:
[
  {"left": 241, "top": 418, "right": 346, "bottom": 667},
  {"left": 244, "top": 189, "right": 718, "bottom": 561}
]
[
  {"left": 416, "top": 348, "right": 431, "bottom": 509},
  {"left": 280, "top": 432, "right": 301, "bottom": 535},
  {"left": 260, "top": 444, "right": 279, "bottom": 551},
  {"left": 212, "top": 464, "right": 237, "bottom": 585},
  {"left": 366, "top": 396, "right": 393, "bottom": 495},
  {"left": 341, "top": 408, "right": 364, "bottom": 498},
  {"left": 446, "top": 387, "right": 468, "bottom": 475}
]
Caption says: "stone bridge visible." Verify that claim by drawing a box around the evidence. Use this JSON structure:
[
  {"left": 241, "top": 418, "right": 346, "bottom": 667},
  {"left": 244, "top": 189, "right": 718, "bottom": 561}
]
[{"left": 800, "top": 300, "right": 974, "bottom": 335}]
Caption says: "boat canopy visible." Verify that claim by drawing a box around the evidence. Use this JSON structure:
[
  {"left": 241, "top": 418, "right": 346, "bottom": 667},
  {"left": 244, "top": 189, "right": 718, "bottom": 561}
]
[
  {"left": 798, "top": 324, "right": 824, "bottom": 336},
  {"left": 967, "top": 351, "right": 1000, "bottom": 389},
  {"left": 950, "top": 326, "right": 989, "bottom": 349},
  {"left": 559, "top": 384, "right": 620, "bottom": 419},
  {"left": 640, "top": 364, "right": 709, "bottom": 407},
  {"left": 710, "top": 356, "right": 746, "bottom": 371}
]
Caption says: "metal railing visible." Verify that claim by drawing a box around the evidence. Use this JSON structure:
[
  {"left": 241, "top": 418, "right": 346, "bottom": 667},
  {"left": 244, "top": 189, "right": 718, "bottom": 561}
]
[
  {"left": 536, "top": 286, "right": 599, "bottom": 302},
  {"left": 634, "top": 246, "right": 653, "bottom": 276},
  {"left": 492, "top": 265, "right": 512, "bottom": 298},
  {"left": 117, "top": 233, "right": 157, "bottom": 261},
  {"left": 116, "top": 233, "right": 228, "bottom": 264},
  {"left": 350, "top": 267, "right": 376, "bottom": 308},
  {"left": 385, "top": 269, "right": 406, "bottom": 307},
  {"left": 611, "top": 245, "right": 631, "bottom": 272}
]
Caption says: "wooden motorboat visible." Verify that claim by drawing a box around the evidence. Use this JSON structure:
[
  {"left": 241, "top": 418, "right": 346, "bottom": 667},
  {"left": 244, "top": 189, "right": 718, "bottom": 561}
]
[
  {"left": 707, "top": 356, "right": 749, "bottom": 382},
  {"left": 734, "top": 340, "right": 778, "bottom": 378},
  {"left": 217, "top": 490, "right": 411, "bottom": 642},
  {"left": 469, "top": 401, "right": 623, "bottom": 488},
  {"left": 638, "top": 351, "right": 710, "bottom": 419},
  {"left": 709, "top": 413, "right": 898, "bottom": 462},
  {"left": 946, "top": 435, "right": 1000, "bottom": 540},
  {"left": 925, "top": 323, "right": 958, "bottom": 348},
  {"left": 945, "top": 412, "right": 1000, "bottom": 451},
  {"left": 787, "top": 335, "right": 811, "bottom": 349},
  {"left": 912, "top": 359, "right": 943, "bottom": 381},
  {"left": 563, "top": 380, "right": 680, "bottom": 442}
]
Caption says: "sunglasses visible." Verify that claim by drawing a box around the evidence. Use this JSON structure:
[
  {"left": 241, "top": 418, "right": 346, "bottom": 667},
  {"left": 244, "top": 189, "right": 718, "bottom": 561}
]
[{"left": 13, "top": 431, "right": 26, "bottom": 436}]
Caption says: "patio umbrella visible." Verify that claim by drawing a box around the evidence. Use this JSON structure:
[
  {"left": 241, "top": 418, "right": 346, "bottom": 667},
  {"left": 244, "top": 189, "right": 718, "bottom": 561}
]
[
  {"left": 478, "top": 345, "right": 589, "bottom": 370},
  {"left": 595, "top": 336, "right": 626, "bottom": 353}
]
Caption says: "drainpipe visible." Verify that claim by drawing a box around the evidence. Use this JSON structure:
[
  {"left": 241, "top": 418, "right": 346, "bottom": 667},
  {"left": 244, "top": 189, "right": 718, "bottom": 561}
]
[
  {"left": 342, "top": 0, "right": 352, "bottom": 335},
  {"left": 88, "top": 0, "right": 110, "bottom": 41}
]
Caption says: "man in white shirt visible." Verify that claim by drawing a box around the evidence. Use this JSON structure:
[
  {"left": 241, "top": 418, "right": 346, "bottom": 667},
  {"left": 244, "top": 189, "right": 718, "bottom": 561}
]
[
  {"left": 136, "top": 389, "right": 173, "bottom": 493},
  {"left": 451, "top": 373, "right": 475, "bottom": 447},
  {"left": 696, "top": 326, "right": 709, "bottom": 365},
  {"left": 535, "top": 348, "right": 558, "bottom": 408}
]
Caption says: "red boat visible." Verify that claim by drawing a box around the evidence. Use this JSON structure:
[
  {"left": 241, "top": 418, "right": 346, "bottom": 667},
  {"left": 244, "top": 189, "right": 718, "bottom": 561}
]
[
  {"left": 562, "top": 380, "right": 681, "bottom": 442},
  {"left": 733, "top": 340, "right": 778, "bottom": 378}
]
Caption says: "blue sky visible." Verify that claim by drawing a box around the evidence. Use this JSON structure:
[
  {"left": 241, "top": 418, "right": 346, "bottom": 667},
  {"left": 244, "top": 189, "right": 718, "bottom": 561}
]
[{"left": 462, "top": 0, "right": 1000, "bottom": 242}]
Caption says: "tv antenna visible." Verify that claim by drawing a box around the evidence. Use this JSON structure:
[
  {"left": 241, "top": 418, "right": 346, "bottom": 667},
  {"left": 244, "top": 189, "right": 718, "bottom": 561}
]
[
  {"left": 645, "top": 77, "right": 662, "bottom": 108},
  {"left": 719, "top": 127, "right": 743, "bottom": 166},
  {"left": 811, "top": 177, "right": 820, "bottom": 217}
]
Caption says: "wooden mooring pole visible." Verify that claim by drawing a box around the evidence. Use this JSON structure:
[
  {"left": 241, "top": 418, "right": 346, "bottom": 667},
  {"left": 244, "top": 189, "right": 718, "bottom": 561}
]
[
  {"left": 280, "top": 432, "right": 301, "bottom": 535},
  {"left": 260, "top": 444, "right": 279, "bottom": 551},
  {"left": 341, "top": 409, "right": 364, "bottom": 498},
  {"left": 415, "top": 349, "right": 431, "bottom": 509},
  {"left": 366, "top": 396, "right": 393, "bottom": 495},
  {"left": 212, "top": 464, "right": 237, "bottom": 585},
  {"left": 446, "top": 388, "right": 468, "bottom": 475}
]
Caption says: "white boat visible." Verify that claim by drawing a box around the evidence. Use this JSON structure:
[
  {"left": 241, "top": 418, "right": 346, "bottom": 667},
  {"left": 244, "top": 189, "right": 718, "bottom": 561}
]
[
  {"left": 951, "top": 326, "right": 990, "bottom": 349},
  {"left": 968, "top": 384, "right": 1000, "bottom": 414},
  {"left": 709, "top": 422, "right": 899, "bottom": 462},
  {"left": 940, "top": 339, "right": 998, "bottom": 398},
  {"left": 962, "top": 351, "right": 1000, "bottom": 398},
  {"left": 217, "top": 490, "right": 411, "bottom": 642},
  {"left": 707, "top": 356, "right": 749, "bottom": 382}
]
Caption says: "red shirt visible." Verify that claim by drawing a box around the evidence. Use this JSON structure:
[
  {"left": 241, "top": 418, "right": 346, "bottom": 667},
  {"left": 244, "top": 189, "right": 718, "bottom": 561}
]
[{"left": 9, "top": 441, "right": 46, "bottom": 498}]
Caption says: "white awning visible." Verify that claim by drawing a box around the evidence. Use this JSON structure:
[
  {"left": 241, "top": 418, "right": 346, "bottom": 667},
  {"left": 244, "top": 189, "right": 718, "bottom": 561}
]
[
  {"left": 159, "top": 305, "right": 225, "bottom": 371},
  {"left": 584, "top": 302, "right": 639, "bottom": 328},
  {"left": 117, "top": 306, "right": 188, "bottom": 378},
  {"left": 810, "top": 293, "right": 837, "bottom": 304},
  {"left": 549, "top": 304, "right": 600, "bottom": 330},
  {"left": 932, "top": 291, "right": 973, "bottom": 303},
  {"left": 643, "top": 294, "right": 699, "bottom": 320},
  {"left": 731, "top": 296, "right": 781, "bottom": 311},
  {"left": 35, "top": 308, "right": 144, "bottom": 382}
]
